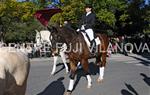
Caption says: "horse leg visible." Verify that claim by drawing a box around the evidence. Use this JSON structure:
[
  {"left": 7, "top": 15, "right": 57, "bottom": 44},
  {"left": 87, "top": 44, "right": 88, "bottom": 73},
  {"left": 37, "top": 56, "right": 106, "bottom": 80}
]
[
  {"left": 0, "top": 68, "right": 6, "bottom": 95},
  {"left": 60, "top": 51, "right": 69, "bottom": 74},
  {"left": 51, "top": 56, "right": 58, "bottom": 75},
  {"left": 66, "top": 60, "right": 77, "bottom": 95},
  {"left": 95, "top": 53, "right": 102, "bottom": 66},
  {"left": 81, "top": 59, "right": 92, "bottom": 88},
  {"left": 97, "top": 52, "right": 107, "bottom": 83}
]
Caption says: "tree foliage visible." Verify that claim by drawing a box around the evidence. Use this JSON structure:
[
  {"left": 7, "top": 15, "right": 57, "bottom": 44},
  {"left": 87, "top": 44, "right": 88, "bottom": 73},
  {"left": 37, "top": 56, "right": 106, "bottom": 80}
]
[
  {"left": 0, "top": 0, "right": 43, "bottom": 42},
  {"left": 0, "top": 0, "right": 149, "bottom": 42}
]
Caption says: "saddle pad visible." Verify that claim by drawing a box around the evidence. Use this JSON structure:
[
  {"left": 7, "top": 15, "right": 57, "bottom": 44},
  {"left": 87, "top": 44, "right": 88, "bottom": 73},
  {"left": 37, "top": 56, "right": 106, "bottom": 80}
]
[
  {"left": 95, "top": 37, "right": 101, "bottom": 45},
  {"left": 81, "top": 32, "right": 101, "bottom": 47}
]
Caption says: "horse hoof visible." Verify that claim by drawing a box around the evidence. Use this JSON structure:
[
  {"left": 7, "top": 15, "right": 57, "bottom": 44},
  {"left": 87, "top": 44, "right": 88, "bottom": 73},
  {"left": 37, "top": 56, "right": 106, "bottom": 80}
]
[
  {"left": 65, "top": 91, "right": 71, "bottom": 95},
  {"left": 51, "top": 73, "right": 55, "bottom": 75},
  {"left": 87, "top": 85, "right": 92, "bottom": 89},
  {"left": 97, "top": 78, "right": 103, "bottom": 83},
  {"left": 66, "top": 70, "right": 69, "bottom": 74},
  {"left": 51, "top": 73, "right": 54, "bottom": 75}
]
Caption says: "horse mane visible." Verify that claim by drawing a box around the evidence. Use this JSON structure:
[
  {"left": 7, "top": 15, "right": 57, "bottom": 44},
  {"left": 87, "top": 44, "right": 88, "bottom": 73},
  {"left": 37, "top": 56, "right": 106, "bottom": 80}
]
[
  {"left": 50, "top": 25, "right": 88, "bottom": 54},
  {"left": 53, "top": 26, "right": 79, "bottom": 43}
]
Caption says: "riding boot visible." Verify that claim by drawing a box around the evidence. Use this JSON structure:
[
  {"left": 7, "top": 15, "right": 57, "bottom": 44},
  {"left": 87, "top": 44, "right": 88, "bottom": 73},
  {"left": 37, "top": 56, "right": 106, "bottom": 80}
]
[{"left": 90, "top": 40, "right": 96, "bottom": 54}]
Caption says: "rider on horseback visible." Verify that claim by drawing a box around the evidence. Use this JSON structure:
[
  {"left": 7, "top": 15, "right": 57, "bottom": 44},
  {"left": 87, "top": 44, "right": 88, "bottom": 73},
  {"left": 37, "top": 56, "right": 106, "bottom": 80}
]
[{"left": 77, "top": 4, "right": 98, "bottom": 53}]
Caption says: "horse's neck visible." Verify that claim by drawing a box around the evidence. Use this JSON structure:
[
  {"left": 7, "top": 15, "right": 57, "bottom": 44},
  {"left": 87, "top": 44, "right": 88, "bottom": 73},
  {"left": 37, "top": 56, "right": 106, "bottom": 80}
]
[
  {"left": 59, "top": 27, "right": 78, "bottom": 43},
  {"left": 61, "top": 30, "right": 86, "bottom": 47}
]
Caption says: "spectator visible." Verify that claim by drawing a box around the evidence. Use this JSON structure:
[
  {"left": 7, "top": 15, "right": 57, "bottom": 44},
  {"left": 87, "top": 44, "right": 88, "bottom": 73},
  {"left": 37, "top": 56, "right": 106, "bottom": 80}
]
[{"left": 26, "top": 44, "right": 33, "bottom": 58}]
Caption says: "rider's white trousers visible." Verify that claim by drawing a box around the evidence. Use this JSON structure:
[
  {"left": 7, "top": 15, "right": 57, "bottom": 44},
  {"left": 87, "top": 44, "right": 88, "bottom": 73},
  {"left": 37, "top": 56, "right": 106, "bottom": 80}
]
[{"left": 85, "top": 29, "right": 94, "bottom": 41}]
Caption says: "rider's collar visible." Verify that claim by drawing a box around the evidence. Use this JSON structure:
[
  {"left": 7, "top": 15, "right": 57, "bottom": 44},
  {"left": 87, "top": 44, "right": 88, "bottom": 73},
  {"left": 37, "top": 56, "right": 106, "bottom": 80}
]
[{"left": 86, "top": 11, "right": 92, "bottom": 16}]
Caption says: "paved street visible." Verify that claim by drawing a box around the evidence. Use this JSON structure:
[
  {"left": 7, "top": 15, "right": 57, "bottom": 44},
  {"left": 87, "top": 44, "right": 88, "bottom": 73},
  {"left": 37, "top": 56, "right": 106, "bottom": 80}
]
[{"left": 26, "top": 54, "right": 150, "bottom": 95}]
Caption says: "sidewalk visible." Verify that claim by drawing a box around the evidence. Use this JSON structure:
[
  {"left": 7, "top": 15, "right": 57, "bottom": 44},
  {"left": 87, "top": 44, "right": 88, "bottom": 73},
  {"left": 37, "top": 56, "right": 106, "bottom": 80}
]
[
  {"left": 30, "top": 57, "right": 52, "bottom": 62},
  {"left": 109, "top": 53, "right": 150, "bottom": 59},
  {"left": 108, "top": 53, "right": 150, "bottom": 66},
  {"left": 30, "top": 53, "right": 150, "bottom": 64}
]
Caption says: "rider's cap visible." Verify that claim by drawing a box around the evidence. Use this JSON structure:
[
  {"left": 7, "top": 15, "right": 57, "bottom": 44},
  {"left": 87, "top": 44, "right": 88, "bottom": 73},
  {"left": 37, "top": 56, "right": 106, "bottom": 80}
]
[{"left": 85, "top": 4, "right": 93, "bottom": 8}]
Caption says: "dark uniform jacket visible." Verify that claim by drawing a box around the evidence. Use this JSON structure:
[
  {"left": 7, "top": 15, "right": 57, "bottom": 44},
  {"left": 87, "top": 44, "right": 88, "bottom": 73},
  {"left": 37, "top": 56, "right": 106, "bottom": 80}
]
[{"left": 79, "top": 12, "right": 96, "bottom": 30}]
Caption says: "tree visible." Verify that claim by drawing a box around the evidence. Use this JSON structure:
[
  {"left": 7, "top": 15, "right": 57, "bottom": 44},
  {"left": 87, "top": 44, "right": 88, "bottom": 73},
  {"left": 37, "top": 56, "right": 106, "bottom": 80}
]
[
  {"left": 0, "top": 0, "right": 43, "bottom": 42},
  {"left": 0, "top": 0, "right": 149, "bottom": 42},
  {"left": 51, "top": 0, "right": 84, "bottom": 27},
  {"left": 121, "top": 0, "right": 149, "bottom": 35},
  {"left": 143, "top": 5, "right": 150, "bottom": 33}
]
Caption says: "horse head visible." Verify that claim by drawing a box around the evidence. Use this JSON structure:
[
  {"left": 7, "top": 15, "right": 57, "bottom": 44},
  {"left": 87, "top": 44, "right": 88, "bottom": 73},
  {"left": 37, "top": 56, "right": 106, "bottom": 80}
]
[
  {"left": 47, "top": 25, "right": 82, "bottom": 55},
  {"left": 35, "top": 30, "right": 42, "bottom": 47},
  {"left": 47, "top": 26, "right": 66, "bottom": 55}
]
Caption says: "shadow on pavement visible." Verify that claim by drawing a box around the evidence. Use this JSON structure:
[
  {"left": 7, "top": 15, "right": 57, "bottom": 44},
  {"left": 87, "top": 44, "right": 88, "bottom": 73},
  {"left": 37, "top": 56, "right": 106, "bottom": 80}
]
[
  {"left": 121, "top": 83, "right": 139, "bottom": 95},
  {"left": 73, "top": 62, "right": 99, "bottom": 91},
  {"left": 140, "top": 53, "right": 150, "bottom": 60},
  {"left": 121, "top": 89, "right": 133, "bottom": 95},
  {"left": 53, "top": 63, "right": 65, "bottom": 75},
  {"left": 89, "top": 62, "right": 99, "bottom": 75},
  {"left": 129, "top": 55, "right": 150, "bottom": 66},
  {"left": 73, "top": 69, "right": 86, "bottom": 91},
  {"left": 140, "top": 73, "right": 150, "bottom": 86},
  {"left": 37, "top": 77, "right": 65, "bottom": 95}
]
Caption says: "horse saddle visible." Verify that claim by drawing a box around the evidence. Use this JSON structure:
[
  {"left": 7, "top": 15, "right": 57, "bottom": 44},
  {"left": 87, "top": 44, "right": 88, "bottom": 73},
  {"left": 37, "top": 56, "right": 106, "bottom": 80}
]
[{"left": 81, "top": 31, "right": 101, "bottom": 48}]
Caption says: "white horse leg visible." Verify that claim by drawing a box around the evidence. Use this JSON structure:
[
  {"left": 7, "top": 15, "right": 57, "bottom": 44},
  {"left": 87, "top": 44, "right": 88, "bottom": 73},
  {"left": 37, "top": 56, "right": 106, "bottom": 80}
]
[
  {"left": 68, "top": 79, "right": 74, "bottom": 91},
  {"left": 51, "top": 56, "right": 58, "bottom": 75},
  {"left": 60, "top": 51, "right": 69, "bottom": 73},
  {"left": 86, "top": 75, "right": 92, "bottom": 88},
  {"left": 98, "top": 67, "right": 105, "bottom": 82},
  {"left": 65, "top": 78, "right": 74, "bottom": 95}
]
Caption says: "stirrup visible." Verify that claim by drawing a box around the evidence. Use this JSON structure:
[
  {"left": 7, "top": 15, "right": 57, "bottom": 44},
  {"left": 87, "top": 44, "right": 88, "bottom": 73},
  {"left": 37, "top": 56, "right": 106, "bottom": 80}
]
[{"left": 91, "top": 47, "right": 96, "bottom": 54}]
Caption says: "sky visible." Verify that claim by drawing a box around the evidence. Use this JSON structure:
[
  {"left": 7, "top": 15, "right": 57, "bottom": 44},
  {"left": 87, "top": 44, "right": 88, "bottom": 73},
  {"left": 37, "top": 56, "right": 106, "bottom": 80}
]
[
  {"left": 145, "top": 0, "right": 149, "bottom": 5},
  {"left": 16, "top": 0, "right": 149, "bottom": 5}
]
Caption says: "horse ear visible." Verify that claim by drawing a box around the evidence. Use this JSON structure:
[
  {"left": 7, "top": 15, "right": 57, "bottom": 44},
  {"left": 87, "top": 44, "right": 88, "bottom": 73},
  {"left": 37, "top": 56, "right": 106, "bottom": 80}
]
[
  {"left": 47, "top": 26, "right": 52, "bottom": 31},
  {"left": 35, "top": 30, "right": 39, "bottom": 33},
  {"left": 47, "top": 26, "right": 58, "bottom": 33}
]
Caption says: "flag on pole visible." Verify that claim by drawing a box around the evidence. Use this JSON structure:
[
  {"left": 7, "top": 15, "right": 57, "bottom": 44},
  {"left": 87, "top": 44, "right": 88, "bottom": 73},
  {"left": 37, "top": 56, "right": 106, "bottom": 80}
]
[{"left": 34, "top": 4, "right": 62, "bottom": 27}]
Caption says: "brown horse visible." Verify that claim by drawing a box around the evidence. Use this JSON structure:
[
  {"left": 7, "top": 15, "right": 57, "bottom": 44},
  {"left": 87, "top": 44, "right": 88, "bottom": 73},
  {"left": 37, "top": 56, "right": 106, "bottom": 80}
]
[{"left": 48, "top": 26, "right": 109, "bottom": 95}]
